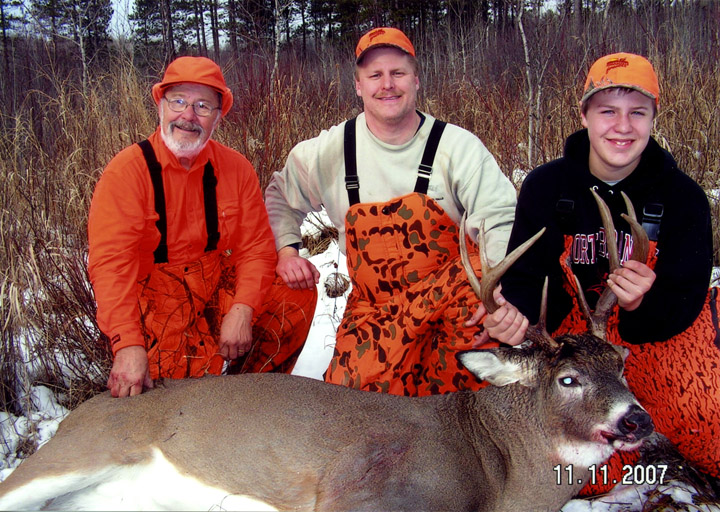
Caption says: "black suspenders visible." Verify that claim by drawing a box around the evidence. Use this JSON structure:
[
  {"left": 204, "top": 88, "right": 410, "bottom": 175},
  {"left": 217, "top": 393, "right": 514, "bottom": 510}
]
[
  {"left": 343, "top": 117, "right": 447, "bottom": 206},
  {"left": 414, "top": 120, "right": 447, "bottom": 194},
  {"left": 202, "top": 165, "right": 220, "bottom": 253},
  {"left": 137, "top": 139, "right": 220, "bottom": 264},
  {"left": 343, "top": 118, "right": 360, "bottom": 206},
  {"left": 554, "top": 194, "right": 663, "bottom": 242}
]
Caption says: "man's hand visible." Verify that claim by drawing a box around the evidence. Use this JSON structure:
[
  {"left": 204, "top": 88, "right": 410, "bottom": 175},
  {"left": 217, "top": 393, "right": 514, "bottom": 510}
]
[
  {"left": 465, "top": 286, "right": 529, "bottom": 346},
  {"left": 219, "top": 303, "right": 254, "bottom": 360},
  {"left": 276, "top": 246, "right": 320, "bottom": 290},
  {"left": 107, "top": 345, "right": 153, "bottom": 398},
  {"left": 607, "top": 259, "right": 655, "bottom": 311}
]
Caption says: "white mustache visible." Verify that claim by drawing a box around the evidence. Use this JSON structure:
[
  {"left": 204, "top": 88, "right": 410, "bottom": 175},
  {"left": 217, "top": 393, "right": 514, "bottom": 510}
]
[{"left": 170, "top": 120, "right": 203, "bottom": 134}]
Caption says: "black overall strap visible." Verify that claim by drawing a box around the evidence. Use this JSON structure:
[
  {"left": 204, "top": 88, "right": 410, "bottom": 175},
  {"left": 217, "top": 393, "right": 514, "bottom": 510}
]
[
  {"left": 641, "top": 202, "right": 663, "bottom": 242},
  {"left": 138, "top": 139, "right": 169, "bottom": 264},
  {"left": 555, "top": 198, "right": 576, "bottom": 233},
  {"left": 343, "top": 118, "right": 447, "bottom": 205},
  {"left": 138, "top": 140, "right": 220, "bottom": 263},
  {"left": 413, "top": 120, "right": 447, "bottom": 194},
  {"left": 344, "top": 118, "right": 360, "bottom": 206},
  {"left": 202, "top": 161, "right": 220, "bottom": 252}
]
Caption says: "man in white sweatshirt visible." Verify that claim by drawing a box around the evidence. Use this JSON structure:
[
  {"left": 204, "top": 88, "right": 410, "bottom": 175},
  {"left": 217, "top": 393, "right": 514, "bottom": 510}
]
[{"left": 264, "top": 27, "right": 517, "bottom": 396}]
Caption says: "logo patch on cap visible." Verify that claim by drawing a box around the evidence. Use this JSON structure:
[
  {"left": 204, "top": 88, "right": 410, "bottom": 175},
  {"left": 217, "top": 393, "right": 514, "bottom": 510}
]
[
  {"left": 368, "top": 28, "right": 386, "bottom": 41},
  {"left": 606, "top": 57, "right": 629, "bottom": 72}
]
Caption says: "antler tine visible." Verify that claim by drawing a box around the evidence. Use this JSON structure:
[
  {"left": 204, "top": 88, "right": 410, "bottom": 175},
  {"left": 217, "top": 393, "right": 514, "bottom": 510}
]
[
  {"left": 585, "top": 188, "right": 650, "bottom": 340},
  {"left": 459, "top": 214, "right": 485, "bottom": 304},
  {"left": 590, "top": 188, "right": 620, "bottom": 272},
  {"left": 459, "top": 214, "right": 556, "bottom": 348},
  {"left": 459, "top": 214, "right": 545, "bottom": 315},
  {"left": 586, "top": 188, "right": 620, "bottom": 339},
  {"left": 620, "top": 190, "right": 649, "bottom": 264},
  {"left": 525, "top": 276, "right": 560, "bottom": 349}
]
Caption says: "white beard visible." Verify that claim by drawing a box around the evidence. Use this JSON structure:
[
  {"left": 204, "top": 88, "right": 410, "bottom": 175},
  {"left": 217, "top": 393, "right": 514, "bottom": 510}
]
[{"left": 159, "top": 109, "right": 219, "bottom": 160}]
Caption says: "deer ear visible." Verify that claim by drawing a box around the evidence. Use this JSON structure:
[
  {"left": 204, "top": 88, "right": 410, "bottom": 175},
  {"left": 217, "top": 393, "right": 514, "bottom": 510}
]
[{"left": 458, "top": 350, "right": 535, "bottom": 387}]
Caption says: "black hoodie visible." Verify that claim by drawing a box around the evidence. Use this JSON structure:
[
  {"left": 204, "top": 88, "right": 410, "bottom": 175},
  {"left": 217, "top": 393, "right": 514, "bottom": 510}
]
[{"left": 500, "top": 129, "right": 712, "bottom": 344}]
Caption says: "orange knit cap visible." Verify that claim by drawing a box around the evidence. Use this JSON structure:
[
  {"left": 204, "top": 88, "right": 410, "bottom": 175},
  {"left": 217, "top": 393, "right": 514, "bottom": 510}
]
[
  {"left": 151, "top": 56, "right": 234, "bottom": 116},
  {"left": 582, "top": 53, "right": 659, "bottom": 106},
  {"left": 355, "top": 27, "right": 415, "bottom": 64}
]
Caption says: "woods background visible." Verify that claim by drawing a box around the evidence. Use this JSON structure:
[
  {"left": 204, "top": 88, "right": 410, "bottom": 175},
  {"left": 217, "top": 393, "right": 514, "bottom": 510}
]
[{"left": 0, "top": 0, "right": 718, "bottom": 459}]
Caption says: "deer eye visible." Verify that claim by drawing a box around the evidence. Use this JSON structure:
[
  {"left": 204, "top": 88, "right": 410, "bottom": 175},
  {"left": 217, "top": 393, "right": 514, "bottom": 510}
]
[{"left": 559, "top": 376, "right": 579, "bottom": 387}]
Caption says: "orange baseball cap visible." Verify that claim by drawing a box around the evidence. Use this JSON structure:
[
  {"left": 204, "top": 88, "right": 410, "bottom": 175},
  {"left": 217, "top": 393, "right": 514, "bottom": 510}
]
[
  {"left": 355, "top": 27, "right": 415, "bottom": 63},
  {"left": 151, "top": 56, "right": 234, "bottom": 116},
  {"left": 581, "top": 52, "right": 659, "bottom": 106}
]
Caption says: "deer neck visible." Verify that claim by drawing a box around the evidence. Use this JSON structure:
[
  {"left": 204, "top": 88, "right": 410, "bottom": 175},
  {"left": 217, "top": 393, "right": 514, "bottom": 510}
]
[{"left": 452, "top": 387, "right": 556, "bottom": 467}]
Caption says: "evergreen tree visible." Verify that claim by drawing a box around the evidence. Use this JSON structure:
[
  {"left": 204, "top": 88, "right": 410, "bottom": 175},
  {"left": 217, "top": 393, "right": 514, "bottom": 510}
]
[{"left": 30, "top": 0, "right": 113, "bottom": 92}]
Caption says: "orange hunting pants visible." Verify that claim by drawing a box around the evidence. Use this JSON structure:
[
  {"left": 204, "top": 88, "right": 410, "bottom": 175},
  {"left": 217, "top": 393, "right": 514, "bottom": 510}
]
[
  {"left": 325, "top": 193, "right": 492, "bottom": 396},
  {"left": 552, "top": 237, "right": 720, "bottom": 495},
  {"left": 138, "top": 251, "right": 317, "bottom": 380}
]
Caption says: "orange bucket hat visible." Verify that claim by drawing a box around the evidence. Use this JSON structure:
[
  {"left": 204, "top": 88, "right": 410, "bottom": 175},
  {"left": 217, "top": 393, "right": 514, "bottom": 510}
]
[
  {"left": 581, "top": 52, "right": 659, "bottom": 106},
  {"left": 152, "top": 56, "right": 234, "bottom": 116},
  {"left": 355, "top": 27, "right": 415, "bottom": 64}
]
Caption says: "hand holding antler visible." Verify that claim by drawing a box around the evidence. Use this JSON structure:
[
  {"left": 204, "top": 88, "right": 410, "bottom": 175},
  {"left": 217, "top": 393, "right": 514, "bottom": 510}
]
[
  {"left": 461, "top": 215, "right": 551, "bottom": 348},
  {"left": 465, "top": 285, "right": 530, "bottom": 346},
  {"left": 588, "top": 188, "right": 655, "bottom": 311},
  {"left": 580, "top": 189, "right": 651, "bottom": 338},
  {"left": 607, "top": 258, "right": 656, "bottom": 311}
]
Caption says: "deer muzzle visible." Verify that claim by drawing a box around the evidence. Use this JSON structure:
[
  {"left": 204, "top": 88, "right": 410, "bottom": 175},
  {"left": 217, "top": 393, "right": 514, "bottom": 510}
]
[{"left": 602, "top": 404, "right": 654, "bottom": 450}]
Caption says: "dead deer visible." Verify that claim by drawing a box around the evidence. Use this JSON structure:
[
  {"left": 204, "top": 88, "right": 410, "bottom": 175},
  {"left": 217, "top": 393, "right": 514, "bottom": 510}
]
[{"left": 0, "top": 191, "right": 653, "bottom": 512}]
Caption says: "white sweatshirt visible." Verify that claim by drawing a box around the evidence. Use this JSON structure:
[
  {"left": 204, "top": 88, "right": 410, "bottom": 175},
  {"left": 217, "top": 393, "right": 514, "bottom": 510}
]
[{"left": 264, "top": 112, "right": 517, "bottom": 265}]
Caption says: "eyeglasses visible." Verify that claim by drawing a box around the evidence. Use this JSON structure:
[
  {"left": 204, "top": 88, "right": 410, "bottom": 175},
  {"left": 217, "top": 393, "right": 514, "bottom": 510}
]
[{"left": 163, "top": 97, "right": 220, "bottom": 117}]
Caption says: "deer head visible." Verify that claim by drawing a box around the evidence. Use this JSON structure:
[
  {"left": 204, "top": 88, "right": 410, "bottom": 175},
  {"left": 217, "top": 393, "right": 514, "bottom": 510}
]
[{"left": 458, "top": 190, "right": 653, "bottom": 455}]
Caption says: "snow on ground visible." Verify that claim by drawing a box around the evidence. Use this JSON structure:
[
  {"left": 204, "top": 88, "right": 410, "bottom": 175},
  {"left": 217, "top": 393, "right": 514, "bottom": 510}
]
[
  {"left": 0, "top": 210, "right": 717, "bottom": 511},
  {"left": 289, "top": 237, "right": 347, "bottom": 381},
  {"left": 0, "top": 386, "right": 69, "bottom": 482}
]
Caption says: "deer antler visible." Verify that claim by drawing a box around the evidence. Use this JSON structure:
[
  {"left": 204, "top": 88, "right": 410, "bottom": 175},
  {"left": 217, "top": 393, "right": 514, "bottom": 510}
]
[
  {"left": 577, "top": 189, "right": 650, "bottom": 339},
  {"left": 459, "top": 215, "right": 556, "bottom": 349}
]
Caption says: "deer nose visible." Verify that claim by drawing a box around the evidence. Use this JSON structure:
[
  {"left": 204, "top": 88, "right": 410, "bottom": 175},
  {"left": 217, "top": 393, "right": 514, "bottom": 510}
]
[{"left": 619, "top": 405, "right": 654, "bottom": 438}]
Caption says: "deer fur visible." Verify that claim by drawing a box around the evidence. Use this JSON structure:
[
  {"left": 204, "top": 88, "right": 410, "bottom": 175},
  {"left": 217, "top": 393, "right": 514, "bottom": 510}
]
[
  {"left": 0, "top": 341, "right": 652, "bottom": 512},
  {"left": 0, "top": 190, "right": 654, "bottom": 511}
]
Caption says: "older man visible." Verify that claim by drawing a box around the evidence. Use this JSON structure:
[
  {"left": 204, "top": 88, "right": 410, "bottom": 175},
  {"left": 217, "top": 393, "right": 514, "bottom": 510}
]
[
  {"left": 88, "top": 56, "right": 316, "bottom": 398},
  {"left": 265, "top": 28, "right": 517, "bottom": 396}
]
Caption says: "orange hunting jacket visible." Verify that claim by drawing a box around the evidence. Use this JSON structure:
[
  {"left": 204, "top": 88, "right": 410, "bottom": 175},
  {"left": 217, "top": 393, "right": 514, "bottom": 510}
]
[{"left": 88, "top": 128, "right": 277, "bottom": 355}]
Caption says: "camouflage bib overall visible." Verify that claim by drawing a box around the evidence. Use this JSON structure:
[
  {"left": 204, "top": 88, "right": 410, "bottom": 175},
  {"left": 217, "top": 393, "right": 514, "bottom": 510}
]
[{"left": 325, "top": 118, "right": 492, "bottom": 396}]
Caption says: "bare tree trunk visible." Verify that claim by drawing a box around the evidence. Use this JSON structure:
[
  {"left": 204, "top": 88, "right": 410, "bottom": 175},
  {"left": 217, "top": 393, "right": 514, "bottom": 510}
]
[
  {"left": 299, "top": 0, "right": 307, "bottom": 57},
  {"left": 227, "top": 0, "right": 239, "bottom": 60},
  {"left": 198, "top": 0, "right": 208, "bottom": 56},
  {"left": 66, "top": 3, "right": 90, "bottom": 97},
  {"left": 574, "top": 0, "right": 583, "bottom": 31},
  {"left": 603, "top": 0, "right": 616, "bottom": 22},
  {"left": 517, "top": 0, "right": 535, "bottom": 169},
  {"left": 160, "top": 0, "right": 176, "bottom": 63},
  {"left": 271, "top": 0, "right": 291, "bottom": 96},
  {"left": 194, "top": 0, "right": 205, "bottom": 55},
  {"left": 209, "top": 0, "right": 220, "bottom": 61},
  {"left": 0, "top": 1, "right": 9, "bottom": 80}
]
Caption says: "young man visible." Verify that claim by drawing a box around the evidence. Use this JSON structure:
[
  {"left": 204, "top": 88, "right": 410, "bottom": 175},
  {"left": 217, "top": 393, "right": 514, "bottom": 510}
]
[
  {"left": 88, "top": 56, "right": 316, "bottom": 398},
  {"left": 264, "top": 27, "right": 518, "bottom": 396},
  {"left": 489, "top": 53, "right": 719, "bottom": 488}
]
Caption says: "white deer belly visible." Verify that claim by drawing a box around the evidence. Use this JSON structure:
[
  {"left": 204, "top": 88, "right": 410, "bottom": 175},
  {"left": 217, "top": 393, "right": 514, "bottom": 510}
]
[{"left": 0, "top": 447, "right": 278, "bottom": 511}]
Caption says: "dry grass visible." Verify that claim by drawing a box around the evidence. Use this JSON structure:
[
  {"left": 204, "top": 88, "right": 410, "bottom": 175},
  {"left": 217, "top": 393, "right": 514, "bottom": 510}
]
[{"left": 0, "top": 9, "right": 718, "bottom": 493}]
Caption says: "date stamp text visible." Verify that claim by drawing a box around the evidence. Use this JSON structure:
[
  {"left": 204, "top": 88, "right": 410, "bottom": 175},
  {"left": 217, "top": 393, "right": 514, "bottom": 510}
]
[{"left": 553, "top": 463, "right": 668, "bottom": 486}]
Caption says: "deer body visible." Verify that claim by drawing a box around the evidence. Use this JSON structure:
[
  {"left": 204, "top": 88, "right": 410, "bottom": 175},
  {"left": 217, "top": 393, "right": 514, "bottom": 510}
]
[
  {"left": 0, "top": 334, "right": 651, "bottom": 512},
  {"left": 0, "top": 192, "right": 654, "bottom": 511}
]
